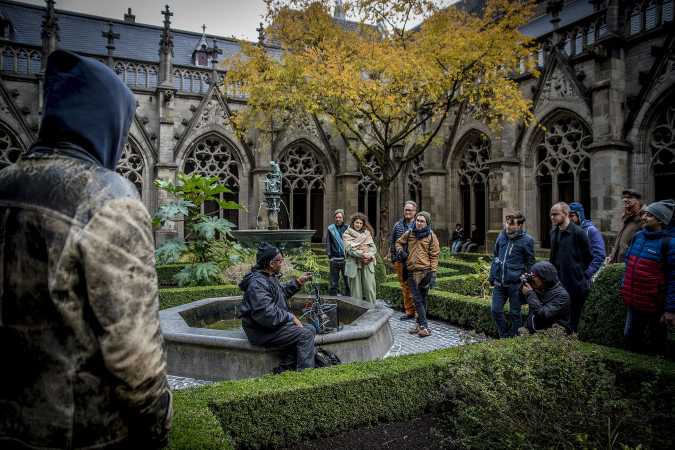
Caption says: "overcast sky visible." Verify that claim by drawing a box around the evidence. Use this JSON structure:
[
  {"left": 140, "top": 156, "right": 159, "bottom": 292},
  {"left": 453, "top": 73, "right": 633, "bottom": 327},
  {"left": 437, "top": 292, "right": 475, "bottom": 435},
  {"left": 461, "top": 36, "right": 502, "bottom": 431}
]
[{"left": 22, "top": 0, "right": 268, "bottom": 42}]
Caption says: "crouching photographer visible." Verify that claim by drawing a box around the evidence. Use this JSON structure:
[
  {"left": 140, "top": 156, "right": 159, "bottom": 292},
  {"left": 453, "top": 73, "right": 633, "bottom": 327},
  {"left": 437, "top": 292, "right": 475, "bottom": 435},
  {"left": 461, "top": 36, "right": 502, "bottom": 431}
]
[{"left": 520, "top": 261, "right": 571, "bottom": 334}]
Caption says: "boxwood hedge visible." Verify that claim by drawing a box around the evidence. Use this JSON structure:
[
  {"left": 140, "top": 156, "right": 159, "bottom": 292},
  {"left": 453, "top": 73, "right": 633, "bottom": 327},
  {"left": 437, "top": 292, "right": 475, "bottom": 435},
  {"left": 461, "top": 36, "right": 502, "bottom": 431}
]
[{"left": 169, "top": 334, "right": 675, "bottom": 450}]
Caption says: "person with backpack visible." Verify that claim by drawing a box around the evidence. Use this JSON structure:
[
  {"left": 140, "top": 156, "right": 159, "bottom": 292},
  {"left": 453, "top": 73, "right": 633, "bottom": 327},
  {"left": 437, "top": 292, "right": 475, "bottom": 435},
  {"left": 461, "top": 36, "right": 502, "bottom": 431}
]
[
  {"left": 489, "top": 211, "right": 536, "bottom": 338},
  {"left": 325, "top": 209, "right": 350, "bottom": 296},
  {"left": 621, "top": 200, "right": 675, "bottom": 354},
  {"left": 395, "top": 211, "right": 440, "bottom": 337},
  {"left": 569, "top": 202, "right": 606, "bottom": 281}
]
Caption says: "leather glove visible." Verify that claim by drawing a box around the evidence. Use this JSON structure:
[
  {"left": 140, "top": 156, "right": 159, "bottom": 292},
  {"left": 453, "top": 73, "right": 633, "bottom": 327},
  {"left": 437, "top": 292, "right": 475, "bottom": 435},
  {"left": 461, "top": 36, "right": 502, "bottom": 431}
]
[{"left": 420, "top": 271, "right": 437, "bottom": 290}]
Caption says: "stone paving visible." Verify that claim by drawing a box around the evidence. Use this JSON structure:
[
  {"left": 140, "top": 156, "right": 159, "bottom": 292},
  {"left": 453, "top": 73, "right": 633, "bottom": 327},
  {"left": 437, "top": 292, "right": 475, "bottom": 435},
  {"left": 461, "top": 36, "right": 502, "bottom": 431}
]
[{"left": 167, "top": 314, "right": 487, "bottom": 390}]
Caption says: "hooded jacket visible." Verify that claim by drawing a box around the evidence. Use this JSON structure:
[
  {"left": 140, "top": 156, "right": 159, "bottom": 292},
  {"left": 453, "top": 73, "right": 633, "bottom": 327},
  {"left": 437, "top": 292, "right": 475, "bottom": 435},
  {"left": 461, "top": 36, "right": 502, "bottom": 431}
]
[
  {"left": 569, "top": 202, "right": 606, "bottom": 279},
  {"left": 621, "top": 228, "right": 675, "bottom": 313},
  {"left": 0, "top": 51, "right": 170, "bottom": 449},
  {"left": 238, "top": 270, "right": 300, "bottom": 334},
  {"left": 525, "top": 261, "right": 571, "bottom": 331},
  {"left": 489, "top": 229, "right": 535, "bottom": 286}
]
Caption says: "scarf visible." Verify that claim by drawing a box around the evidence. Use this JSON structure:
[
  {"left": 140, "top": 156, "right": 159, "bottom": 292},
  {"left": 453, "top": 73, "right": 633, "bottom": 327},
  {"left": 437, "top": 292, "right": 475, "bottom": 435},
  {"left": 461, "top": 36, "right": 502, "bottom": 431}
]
[
  {"left": 413, "top": 226, "right": 431, "bottom": 240},
  {"left": 328, "top": 223, "right": 345, "bottom": 257},
  {"left": 343, "top": 226, "right": 375, "bottom": 255}
]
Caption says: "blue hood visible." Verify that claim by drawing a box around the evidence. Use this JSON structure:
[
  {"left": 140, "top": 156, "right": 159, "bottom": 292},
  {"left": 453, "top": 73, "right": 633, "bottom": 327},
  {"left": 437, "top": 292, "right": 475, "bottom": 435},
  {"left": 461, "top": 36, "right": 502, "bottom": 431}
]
[
  {"left": 33, "top": 50, "right": 136, "bottom": 170},
  {"left": 569, "top": 202, "right": 586, "bottom": 223}
]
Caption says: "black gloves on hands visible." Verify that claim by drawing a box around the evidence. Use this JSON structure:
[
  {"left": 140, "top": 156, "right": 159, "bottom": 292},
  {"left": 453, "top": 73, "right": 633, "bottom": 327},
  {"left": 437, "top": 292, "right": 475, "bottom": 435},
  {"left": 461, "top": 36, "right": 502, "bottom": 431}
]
[{"left": 419, "top": 271, "right": 437, "bottom": 290}]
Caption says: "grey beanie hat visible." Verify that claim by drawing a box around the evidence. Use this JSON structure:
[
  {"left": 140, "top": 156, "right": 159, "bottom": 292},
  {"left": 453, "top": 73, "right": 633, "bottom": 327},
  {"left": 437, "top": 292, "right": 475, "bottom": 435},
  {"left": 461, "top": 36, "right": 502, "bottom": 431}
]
[
  {"left": 645, "top": 200, "right": 675, "bottom": 225},
  {"left": 416, "top": 211, "right": 432, "bottom": 227}
]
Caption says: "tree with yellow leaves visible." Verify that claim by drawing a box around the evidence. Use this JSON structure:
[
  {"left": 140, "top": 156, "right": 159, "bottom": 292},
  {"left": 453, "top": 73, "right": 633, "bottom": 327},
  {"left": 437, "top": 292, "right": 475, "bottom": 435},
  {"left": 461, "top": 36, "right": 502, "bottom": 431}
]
[{"left": 224, "top": 0, "right": 537, "bottom": 242}]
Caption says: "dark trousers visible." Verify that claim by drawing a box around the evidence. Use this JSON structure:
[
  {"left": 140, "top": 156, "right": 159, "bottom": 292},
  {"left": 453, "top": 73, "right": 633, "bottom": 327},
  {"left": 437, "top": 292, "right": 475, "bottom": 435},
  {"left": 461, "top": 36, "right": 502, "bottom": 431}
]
[
  {"left": 624, "top": 306, "right": 668, "bottom": 355},
  {"left": 491, "top": 284, "right": 522, "bottom": 338},
  {"left": 568, "top": 291, "right": 588, "bottom": 333},
  {"left": 408, "top": 272, "right": 429, "bottom": 328},
  {"left": 328, "top": 258, "right": 350, "bottom": 296},
  {"left": 244, "top": 323, "right": 316, "bottom": 370}
]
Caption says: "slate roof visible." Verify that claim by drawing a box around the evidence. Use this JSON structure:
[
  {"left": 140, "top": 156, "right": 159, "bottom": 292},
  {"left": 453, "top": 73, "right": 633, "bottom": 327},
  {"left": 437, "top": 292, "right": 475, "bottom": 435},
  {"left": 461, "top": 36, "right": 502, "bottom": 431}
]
[
  {"left": 0, "top": 0, "right": 283, "bottom": 66},
  {"left": 520, "top": 0, "right": 596, "bottom": 38}
]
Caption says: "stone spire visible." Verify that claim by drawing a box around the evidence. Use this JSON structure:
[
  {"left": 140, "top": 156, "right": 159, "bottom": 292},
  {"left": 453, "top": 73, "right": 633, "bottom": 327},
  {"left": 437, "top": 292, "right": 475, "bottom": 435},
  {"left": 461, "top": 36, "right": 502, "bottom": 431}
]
[
  {"left": 256, "top": 22, "right": 265, "bottom": 45},
  {"left": 334, "top": 0, "right": 346, "bottom": 21},
  {"left": 208, "top": 38, "right": 223, "bottom": 84},
  {"left": 101, "top": 21, "right": 119, "bottom": 67},
  {"left": 158, "top": 4, "right": 174, "bottom": 87},
  {"left": 124, "top": 7, "right": 136, "bottom": 24},
  {"left": 41, "top": 0, "right": 59, "bottom": 69}
]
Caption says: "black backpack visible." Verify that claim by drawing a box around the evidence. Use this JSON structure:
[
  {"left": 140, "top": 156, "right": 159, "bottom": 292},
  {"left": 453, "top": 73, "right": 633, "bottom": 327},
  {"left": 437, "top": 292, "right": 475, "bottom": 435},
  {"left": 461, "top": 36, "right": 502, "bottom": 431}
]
[{"left": 314, "top": 348, "right": 341, "bottom": 368}]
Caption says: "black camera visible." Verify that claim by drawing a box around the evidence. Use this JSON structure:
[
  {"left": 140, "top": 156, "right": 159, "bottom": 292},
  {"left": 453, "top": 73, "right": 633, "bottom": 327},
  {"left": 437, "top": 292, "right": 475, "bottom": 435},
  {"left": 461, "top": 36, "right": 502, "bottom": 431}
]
[{"left": 520, "top": 272, "right": 535, "bottom": 285}]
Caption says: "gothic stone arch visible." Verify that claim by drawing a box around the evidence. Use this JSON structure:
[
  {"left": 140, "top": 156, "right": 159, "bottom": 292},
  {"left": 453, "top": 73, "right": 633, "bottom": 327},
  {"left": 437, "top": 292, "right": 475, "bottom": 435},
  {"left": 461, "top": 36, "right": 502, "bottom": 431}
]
[
  {"left": 638, "top": 89, "right": 675, "bottom": 201},
  {"left": 116, "top": 135, "right": 155, "bottom": 211},
  {"left": 0, "top": 120, "right": 25, "bottom": 169}
]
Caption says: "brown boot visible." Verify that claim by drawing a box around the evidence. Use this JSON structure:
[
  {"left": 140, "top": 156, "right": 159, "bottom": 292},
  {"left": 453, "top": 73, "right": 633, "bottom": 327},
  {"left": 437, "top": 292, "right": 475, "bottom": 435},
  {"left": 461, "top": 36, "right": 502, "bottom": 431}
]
[{"left": 418, "top": 327, "right": 431, "bottom": 337}]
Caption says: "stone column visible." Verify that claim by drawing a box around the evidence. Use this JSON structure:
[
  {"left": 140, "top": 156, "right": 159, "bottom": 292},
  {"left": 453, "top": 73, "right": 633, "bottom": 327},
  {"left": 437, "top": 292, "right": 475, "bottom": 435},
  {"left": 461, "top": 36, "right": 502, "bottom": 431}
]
[
  {"left": 485, "top": 159, "right": 521, "bottom": 251},
  {"left": 336, "top": 142, "right": 360, "bottom": 217}
]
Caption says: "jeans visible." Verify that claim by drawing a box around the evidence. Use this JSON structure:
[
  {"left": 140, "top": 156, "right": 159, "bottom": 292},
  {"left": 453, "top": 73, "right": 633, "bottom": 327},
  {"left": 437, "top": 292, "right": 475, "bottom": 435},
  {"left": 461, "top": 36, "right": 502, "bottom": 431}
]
[
  {"left": 244, "top": 323, "right": 317, "bottom": 370},
  {"left": 568, "top": 289, "right": 589, "bottom": 333},
  {"left": 491, "top": 283, "right": 523, "bottom": 338},
  {"left": 408, "top": 271, "right": 430, "bottom": 328},
  {"left": 624, "top": 306, "right": 668, "bottom": 355},
  {"left": 328, "top": 258, "right": 350, "bottom": 296},
  {"left": 451, "top": 240, "right": 462, "bottom": 253}
]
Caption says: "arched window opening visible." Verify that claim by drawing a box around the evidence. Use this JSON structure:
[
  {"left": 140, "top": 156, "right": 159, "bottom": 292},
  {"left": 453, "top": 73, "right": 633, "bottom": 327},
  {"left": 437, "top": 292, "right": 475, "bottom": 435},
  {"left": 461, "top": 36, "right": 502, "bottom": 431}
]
[
  {"left": 457, "top": 132, "right": 491, "bottom": 249},
  {"left": 534, "top": 114, "right": 592, "bottom": 248},
  {"left": 648, "top": 102, "right": 675, "bottom": 201},
  {"left": 0, "top": 124, "right": 24, "bottom": 170},
  {"left": 116, "top": 141, "right": 146, "bottom": 198},
  {"left": 407, "top": 155, "right": 424, "bottom": 211},
  {"left": 358, "top": 155, "right": 382, "bottom": 236}
]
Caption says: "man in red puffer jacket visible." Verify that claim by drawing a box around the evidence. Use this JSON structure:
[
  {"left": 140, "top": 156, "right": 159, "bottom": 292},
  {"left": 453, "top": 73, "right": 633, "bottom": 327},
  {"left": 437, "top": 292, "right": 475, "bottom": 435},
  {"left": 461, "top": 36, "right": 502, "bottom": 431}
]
[{"left": 621, "top": 200, "right": 675, "bottom": 354}]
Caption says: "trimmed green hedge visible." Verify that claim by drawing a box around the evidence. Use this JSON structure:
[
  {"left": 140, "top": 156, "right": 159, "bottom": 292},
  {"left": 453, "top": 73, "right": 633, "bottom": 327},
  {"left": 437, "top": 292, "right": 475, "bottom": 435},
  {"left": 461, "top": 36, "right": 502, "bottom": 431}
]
[
  {"left": 156, "top": 263, "right": 187, "bottom": 287},
  {"left": 170, "top": 334, "right": 675, "bottom": 450},
  {"left": 438, "top": 257, "right": 479, "bottom": 274},
  {"left": 378, "top": 281, "right": 522, "bottom": 337},
  {"left": 578, "top": 264, "right": 626, "bottom": 348}
]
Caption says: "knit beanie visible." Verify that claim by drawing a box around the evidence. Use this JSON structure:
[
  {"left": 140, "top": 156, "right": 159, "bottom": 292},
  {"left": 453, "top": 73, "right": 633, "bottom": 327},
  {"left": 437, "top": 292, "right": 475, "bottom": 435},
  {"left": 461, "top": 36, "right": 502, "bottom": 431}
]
[
  {"left": 645, "top": 200, "right": 675, "bottom": 226},
  {"left": 255, "top": 242, "right": 280, "bottom": 270},
  {"left": 530, "top": 261, "right": 559, "bottom": 287},
  {"left": 416, "top": 211, "right": 432, "bottom": 228}
]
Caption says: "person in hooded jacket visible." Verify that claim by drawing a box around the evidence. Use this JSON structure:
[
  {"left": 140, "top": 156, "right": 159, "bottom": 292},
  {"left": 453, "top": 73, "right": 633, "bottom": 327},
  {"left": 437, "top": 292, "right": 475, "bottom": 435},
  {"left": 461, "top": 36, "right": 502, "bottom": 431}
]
[
  {"left": 569, "top": 202, "right": 606, "bottom": 280},
  {"left": 0, "top": 51, "right": 171, "bottom": 449},
  {"left": 621, "top": 200, "right": 675, "bottom": 354},
  {"left": 521, "top": 261, "right": 571, "bottom": 333},
  {"left": 489, "top": 211, "right": 535, "bottom": 338},
  {"left": 238, "top": 243, "right": 315, "bottom": 371}
]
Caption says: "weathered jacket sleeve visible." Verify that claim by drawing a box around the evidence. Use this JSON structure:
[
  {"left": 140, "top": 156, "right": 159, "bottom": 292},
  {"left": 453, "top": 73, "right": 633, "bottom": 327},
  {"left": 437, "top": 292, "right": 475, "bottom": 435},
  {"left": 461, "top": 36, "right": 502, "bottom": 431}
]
[
  {"left": 527, "top": 288, "right": 570, "bottom": 321},
  {"left": 79, "top": 198, "right": 171, "bottom": 447},
  {"left": 585, "top": 226, "right": 606, "bottom": 279},
  {"left": 429, "top": 233, "right": 441, "bottom": 272},
  {"left": 282, "top": 278, "right": 302, "bottom": 300},
  {"left": 246, "top": 279, "right": 293, "bottom": 328}
]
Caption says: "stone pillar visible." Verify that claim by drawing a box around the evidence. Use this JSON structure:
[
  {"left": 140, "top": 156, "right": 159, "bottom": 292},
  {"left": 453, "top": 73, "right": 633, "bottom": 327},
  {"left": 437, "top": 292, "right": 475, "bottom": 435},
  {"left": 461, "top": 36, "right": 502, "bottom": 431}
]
[
  {"left": 485, "top": 159, "right": 521, "bottom": 251},
  {"left": 421, "top": 169, "right": 448, "bottom": 244},
  {"left": 336, "top": 143, "right": 360, "bottom": 217}
]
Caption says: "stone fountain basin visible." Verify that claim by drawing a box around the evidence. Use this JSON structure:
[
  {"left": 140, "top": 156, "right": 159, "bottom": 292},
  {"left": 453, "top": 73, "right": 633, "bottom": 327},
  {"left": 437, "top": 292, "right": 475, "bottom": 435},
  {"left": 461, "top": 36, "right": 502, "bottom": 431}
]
[
  {"left": 229, "top": 229, "right": 316, "bottom": 250},
  {"left": 160, "top": 295, "right": 393, "bottom": 381}
]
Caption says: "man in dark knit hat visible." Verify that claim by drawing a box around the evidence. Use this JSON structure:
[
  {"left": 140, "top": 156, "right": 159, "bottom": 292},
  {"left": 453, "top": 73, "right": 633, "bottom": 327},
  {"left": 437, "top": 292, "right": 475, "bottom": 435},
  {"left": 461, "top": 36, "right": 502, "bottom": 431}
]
[{"left": 238, "top": 243, "right": 315, "bottom": 371}]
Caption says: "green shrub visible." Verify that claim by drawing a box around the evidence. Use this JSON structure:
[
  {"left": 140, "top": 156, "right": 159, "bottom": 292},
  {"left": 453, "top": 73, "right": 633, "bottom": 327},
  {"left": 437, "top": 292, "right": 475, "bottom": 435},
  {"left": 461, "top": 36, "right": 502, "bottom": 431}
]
[
  {"left": 433, "top": 330, "right": 675, "bottom": 450},
  {"left": 159, "top": 285, "right": 240, "bottom": 310},
  {"left": 169, "top": 335, "right": 675, "bottom": 450},
  {"left": 156, "top": 263, "right": 186, "bottom": 287},
  {"left": 435, "top": 274, "right": 483, "bottom": 297},
  {"left": 578, "top": 263, "right": 626, "bottom": 348},
  {"left": 438, "top": 257, "right": 476, "bottom": 274}
]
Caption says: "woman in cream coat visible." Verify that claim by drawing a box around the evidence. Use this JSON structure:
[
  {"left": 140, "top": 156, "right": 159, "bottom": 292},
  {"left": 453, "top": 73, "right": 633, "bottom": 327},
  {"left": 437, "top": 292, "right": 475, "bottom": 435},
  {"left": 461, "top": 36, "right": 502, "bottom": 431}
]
[{"left": 342, "top": 213, "right": 377, "bottom": 303}]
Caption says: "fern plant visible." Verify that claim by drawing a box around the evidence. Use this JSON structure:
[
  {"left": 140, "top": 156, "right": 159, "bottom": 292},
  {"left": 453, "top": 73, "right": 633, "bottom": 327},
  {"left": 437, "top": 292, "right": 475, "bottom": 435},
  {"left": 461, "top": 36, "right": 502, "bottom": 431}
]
[{"left": 153, "top": 172, "right": 241, "bottom": 286}]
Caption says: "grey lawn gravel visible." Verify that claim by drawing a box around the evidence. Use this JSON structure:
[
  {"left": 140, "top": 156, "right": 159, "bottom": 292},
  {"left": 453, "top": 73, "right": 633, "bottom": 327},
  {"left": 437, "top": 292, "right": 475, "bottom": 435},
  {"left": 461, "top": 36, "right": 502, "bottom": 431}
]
[{"left": 167, "top": 316, "right": 486, "bottom": 390}]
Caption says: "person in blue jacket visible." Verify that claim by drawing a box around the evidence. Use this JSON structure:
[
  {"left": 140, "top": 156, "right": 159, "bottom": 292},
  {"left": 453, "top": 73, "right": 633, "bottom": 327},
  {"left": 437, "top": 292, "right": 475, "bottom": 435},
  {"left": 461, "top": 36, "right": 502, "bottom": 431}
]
[
  {"left": 489, "top": 211, "right": 536, "bottom": 338},
  {"left": 569, "top": 202, "right": 606, "bottom": 280}
]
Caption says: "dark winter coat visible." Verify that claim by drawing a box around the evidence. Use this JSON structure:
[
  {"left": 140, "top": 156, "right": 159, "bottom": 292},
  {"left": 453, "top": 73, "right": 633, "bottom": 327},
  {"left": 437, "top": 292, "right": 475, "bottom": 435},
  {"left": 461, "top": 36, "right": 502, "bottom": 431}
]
[
  {"left": 0, "top": 51, "right": 171, "bottom": 449},
  {"left": 621, "top": 229, "right": 675, "bottom": 313},
  {"left": 489, "top": 229, "right": 536, "bottom": 286},
  {"left": 451, "top": 228, "right": 464, "bottom": 242},
  {"left": 549, "top": 221, "right": 593, "bottom": 300},
  {"left": 526, "top": 283, "right": 571, "bottom": 331},
  {"left": 608, "top": 214, "right": 642, "bottom": 263},
  {"left": 569, "top": 203, "right": 606, "bottom": 279},
  {"left": 238, "top": 270, "right": 301, "bottom": 337},
  {"left": 389, "top": 218, "right": 415, "bottom": 261},
  {"left": 325, "top": 222, "right": 348, "bottom": 259}
]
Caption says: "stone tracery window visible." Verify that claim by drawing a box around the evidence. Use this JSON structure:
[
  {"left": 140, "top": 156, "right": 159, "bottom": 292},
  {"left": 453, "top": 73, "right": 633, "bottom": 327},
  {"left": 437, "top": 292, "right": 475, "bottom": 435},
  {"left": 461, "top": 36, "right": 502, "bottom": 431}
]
[
  {"left": 648, "top": 102, "right": 675, "bottom": 201},
  {"left": 457, "top": 132, "right": 490, "bottom": 246},
  {"left": 0, "top": 124, "right": 23, "bottom": 169},
  {"left": 278, "top": 143, "right": 325, "bottom": 239},
  {"left": 116, "top": 141, "right": 145, "bottom": 197},
  {"left": 358, "top": 155, "right": 382, "bottom": 234},
  {"left": 534, "top": 113, "right": 592, "bottom": 247},
  {"left": 184, "top": 135, "right": 240, "bottom": 225}
]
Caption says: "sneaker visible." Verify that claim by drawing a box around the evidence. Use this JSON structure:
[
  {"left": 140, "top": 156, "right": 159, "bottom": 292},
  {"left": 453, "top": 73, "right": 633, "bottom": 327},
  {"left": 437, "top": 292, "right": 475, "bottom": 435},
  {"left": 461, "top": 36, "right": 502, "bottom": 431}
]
[
  {"left": 399, "top": 314, "right": 415, "bottom": 321},
  {"left": 418, "top": 327, "right": 431, "bottom": 338},
  {"left": 408, "top": 324, "right": 420, "bottom": 334}
]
